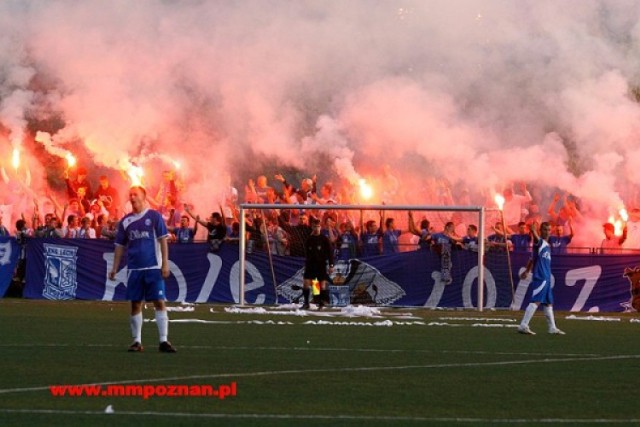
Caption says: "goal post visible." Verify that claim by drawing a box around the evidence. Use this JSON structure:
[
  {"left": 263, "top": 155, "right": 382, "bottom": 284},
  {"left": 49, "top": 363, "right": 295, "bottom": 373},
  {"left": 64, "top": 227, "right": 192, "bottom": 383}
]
[{"left": 238, "top": 204, "right": 490, "bottom": 310}]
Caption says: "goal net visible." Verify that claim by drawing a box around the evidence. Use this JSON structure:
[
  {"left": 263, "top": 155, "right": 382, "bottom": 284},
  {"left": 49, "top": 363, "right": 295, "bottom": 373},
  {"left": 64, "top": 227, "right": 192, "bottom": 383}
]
[{"left": 237, "top": 204, "right": 515, "bottom": 311}]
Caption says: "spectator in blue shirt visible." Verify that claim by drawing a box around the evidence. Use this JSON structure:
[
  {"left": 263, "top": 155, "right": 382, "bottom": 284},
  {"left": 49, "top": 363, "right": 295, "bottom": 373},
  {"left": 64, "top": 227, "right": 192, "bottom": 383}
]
[{"left": 548, "top": 220, "right": 574, "bottom": 254}]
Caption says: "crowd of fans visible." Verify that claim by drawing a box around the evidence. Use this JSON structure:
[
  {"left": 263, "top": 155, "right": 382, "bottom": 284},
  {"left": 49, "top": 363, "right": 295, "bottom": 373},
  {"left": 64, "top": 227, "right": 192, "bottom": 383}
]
[{"left": 4, "top": 168, "right": 640, "bottom": 260}]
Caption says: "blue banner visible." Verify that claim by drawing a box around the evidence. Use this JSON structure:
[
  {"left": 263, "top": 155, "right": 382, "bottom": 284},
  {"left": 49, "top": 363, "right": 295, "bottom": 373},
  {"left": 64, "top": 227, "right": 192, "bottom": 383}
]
[
  {"left": 19, "top": 239, "right": 640, "bottom": 313},
  {"left": 0, "top": 237, "right": 21, "bottom": 298}
]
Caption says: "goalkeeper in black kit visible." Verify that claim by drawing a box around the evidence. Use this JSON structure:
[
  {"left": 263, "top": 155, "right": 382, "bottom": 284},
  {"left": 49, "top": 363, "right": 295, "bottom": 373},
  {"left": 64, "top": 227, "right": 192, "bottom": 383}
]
[{"left": 301, "top": 218, "right": 335, "bottom": 310}]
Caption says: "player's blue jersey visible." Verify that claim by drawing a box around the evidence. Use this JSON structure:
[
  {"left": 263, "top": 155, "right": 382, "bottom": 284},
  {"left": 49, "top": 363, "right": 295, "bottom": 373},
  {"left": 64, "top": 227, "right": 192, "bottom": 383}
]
[
  {"left": 531, "top": 238, "right": 551, "bottom": 284},
  {"left": 115, "top": 208, "right": 169, "bottom": 270}
]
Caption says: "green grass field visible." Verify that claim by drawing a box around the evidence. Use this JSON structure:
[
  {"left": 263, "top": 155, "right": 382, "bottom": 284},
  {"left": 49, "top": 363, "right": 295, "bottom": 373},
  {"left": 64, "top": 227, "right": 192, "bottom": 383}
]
[{"left": 1, "top": 299, "right": 639, "bottom": 426}]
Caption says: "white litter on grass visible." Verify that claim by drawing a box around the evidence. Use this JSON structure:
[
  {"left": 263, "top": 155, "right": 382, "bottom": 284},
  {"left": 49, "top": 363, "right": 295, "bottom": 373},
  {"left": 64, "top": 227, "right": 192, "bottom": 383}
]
[
  {"left": 224, "top": 304, "right": 418, "bottom": 319},
  {"left": 565, "top": 315, "right": 621, "bottom": 322},
  {"left": 225, "top": 306, "right": 313, "bottom": 317},
  {"left": 303, "top": 319, "right": 425, "bottom": 327},
  {"left": 304, "top": 320, "right": 392, "bottom": 327},
  {"left": 471, "top": 323, "right": 519, "bottom": 328},
  {"left": 148, "top": 318, "right": 296, "bottom": 325},
  {"left": 340, "top": 305, "right": 383, "bottom": 318},
  {"left": 225, "top": 307, "right": 269, "bottom": 314},
  {"left": 104, "top": 405, "right": 114, "bottom": 414},
  {"left": 277, "top": 303, "right": 302, "bottom": 310},
  {"left": 438, "top": 317, "right": 516, "bottom": 323},
  {"left": 630, "top": 319, "right": 640, "bottom": 323},
  {"left": 166, "top": 306, "right": 195, "bottom": 312},
  {"left": 168, "top": 319, "right": 225, "bottom": 324},
  {"left": 428, "top": 322, "right": 517, "bottom": 328}
]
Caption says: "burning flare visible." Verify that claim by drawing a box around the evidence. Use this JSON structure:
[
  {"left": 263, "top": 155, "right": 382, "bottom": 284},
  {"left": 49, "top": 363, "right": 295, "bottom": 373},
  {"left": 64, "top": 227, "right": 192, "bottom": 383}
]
[
  {"left": 11, "top": 148, "right": 20, "bottom": 170},
  {"left": 359, "top": 178, "right": 373, "bottom": 201},
  {"left": 620, "top": 208, "right": 629, "bottom": 222},
  {"left": 607, "top": 214, "right": 624, "bottom": 236},
  {"left": 494, "top": 194, "right": 505, "bottom": 210},
  {"left": 65, "top": 152, "right": 77, "bottom": 168},
  {"left": 126, "top": 163, "right": 145, "bottom": 187}
]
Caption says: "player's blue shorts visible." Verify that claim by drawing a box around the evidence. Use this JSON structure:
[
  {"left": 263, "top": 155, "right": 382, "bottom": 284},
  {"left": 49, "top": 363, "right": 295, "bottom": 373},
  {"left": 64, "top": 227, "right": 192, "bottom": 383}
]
[
  {"left": 530, "top": 280, "right": 553, "bottom": 305},
  {"left": 126, "top": 269, "right": 166, "bottom": 301}
]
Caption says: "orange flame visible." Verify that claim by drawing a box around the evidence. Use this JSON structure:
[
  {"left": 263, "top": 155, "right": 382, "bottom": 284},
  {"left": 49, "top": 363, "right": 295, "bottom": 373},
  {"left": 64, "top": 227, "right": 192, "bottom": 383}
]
[
  {"left": 620, "top": 208, "right": 629, "bottom": 222},
  {"left": 65, "top": 152, "right": 76, "bottom": 168},
  {"left": 607, "top": 214, "right": 624, "bottom": 236},
  {"left": 127, "top": 164, "right": 144, "bottom": 187},
  {"left": 359, "top": 178, "right": 373, "bottom": 201},
  {"left": 615, "top": 220, "right": 623, "bottom": 236},
  {"left": 11, "top": 148, "right": 20, "bottom": 170}
]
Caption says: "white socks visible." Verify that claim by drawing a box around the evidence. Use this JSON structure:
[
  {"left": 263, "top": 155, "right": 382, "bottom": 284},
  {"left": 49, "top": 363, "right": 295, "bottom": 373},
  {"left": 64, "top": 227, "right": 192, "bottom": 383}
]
[
  {"left": 155, "top": 310, "right": 169, "bottom": 343},
  {"left": 520, "top": 303, "right": 538, "bottom": 328},
  {"left": 543, "top": 305, "right": 557, "bottom": 331},
  {"left": 130, "top": 312, "right": 143, "bottom": 343},
  {"left": 131, "top": 310, "right": 170, "bottom": 343}
]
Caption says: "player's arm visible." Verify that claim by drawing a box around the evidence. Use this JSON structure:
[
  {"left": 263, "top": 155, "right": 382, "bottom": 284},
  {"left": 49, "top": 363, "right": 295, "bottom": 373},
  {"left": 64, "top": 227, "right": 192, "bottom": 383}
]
[
  {"left": 109, "top": 245, "right": 125, "bottom": 280},
  {"left": 184, "top": 204, "right": 207, "bottom": 227},
  {"left": 160, "top": 236, "right": 170, "bottom": 278},
  {"left": 519, "top": 258, "right": 533, "bottom": 280},
  {"left": 325, "top": 236, "right": 334, "bottom": 273},
  {"left": 547, "top": 193, "right": 559, "bottom": 221},
  {"left": 530, "top": 222, "right": 540, "bottom": 244}
]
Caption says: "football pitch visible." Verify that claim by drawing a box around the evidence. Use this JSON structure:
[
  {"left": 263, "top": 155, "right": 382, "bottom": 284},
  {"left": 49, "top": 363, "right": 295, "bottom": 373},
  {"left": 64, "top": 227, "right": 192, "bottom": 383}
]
[{"left": 1, "top": 299, "right": 639, "bottom": 426}]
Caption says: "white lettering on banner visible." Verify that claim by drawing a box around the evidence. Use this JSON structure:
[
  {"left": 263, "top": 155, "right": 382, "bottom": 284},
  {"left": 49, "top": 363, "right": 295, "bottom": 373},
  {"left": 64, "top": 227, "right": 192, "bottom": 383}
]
[
  {"left": 565, "top": 265, "right": 602, "bottom": 312},
  {"left": 230, "top": 261, "right": 265, "bottom": 304},
  {"left": 462, "top": 266, "right": 497, "bottom": 309},
  {"left": 195, "top": 254, "right": 223, "bottom": 303},
  {"left": 102, "top": 252, "right": 126, "bottom": 300},
  {"left": 169, "top": 260, "right": 187, "bottom": 302},
  {"left": 511, "top": 268, "right": 530, "bottom": 310},
  {"left": 424, "top": 271, "right": 448, "bottom": 308}
]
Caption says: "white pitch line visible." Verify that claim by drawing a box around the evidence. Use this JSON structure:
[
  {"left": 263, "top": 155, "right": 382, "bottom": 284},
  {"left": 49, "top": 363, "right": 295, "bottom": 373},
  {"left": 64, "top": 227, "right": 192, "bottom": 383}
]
[
  {"left": 0, "top": 409, "right": 639, "bottom": 424},
  {"left": 0, "top": 354, "right": 637, "bottom": 395}
]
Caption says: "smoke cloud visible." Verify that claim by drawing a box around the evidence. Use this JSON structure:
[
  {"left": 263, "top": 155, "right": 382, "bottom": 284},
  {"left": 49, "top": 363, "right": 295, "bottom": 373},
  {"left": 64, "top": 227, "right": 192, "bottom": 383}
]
[{"left": 1, "top": 0, "right": 640, "bottom": 245}]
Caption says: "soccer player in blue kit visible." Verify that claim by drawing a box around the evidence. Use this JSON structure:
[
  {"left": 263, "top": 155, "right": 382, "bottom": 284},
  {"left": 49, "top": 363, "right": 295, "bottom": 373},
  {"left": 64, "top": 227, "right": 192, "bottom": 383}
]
[
  {"left": 517, "top": 222, "right": 565, "bottom": 335},
  {"left": 109, "top": 186, "right": 177, "bottom": 353}
]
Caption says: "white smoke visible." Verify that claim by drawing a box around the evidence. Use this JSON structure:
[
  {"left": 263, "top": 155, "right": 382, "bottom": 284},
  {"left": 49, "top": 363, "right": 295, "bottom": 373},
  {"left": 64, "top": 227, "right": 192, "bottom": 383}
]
[{"left": 0, "top": 1, "right": 639, "bottom": 244}]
